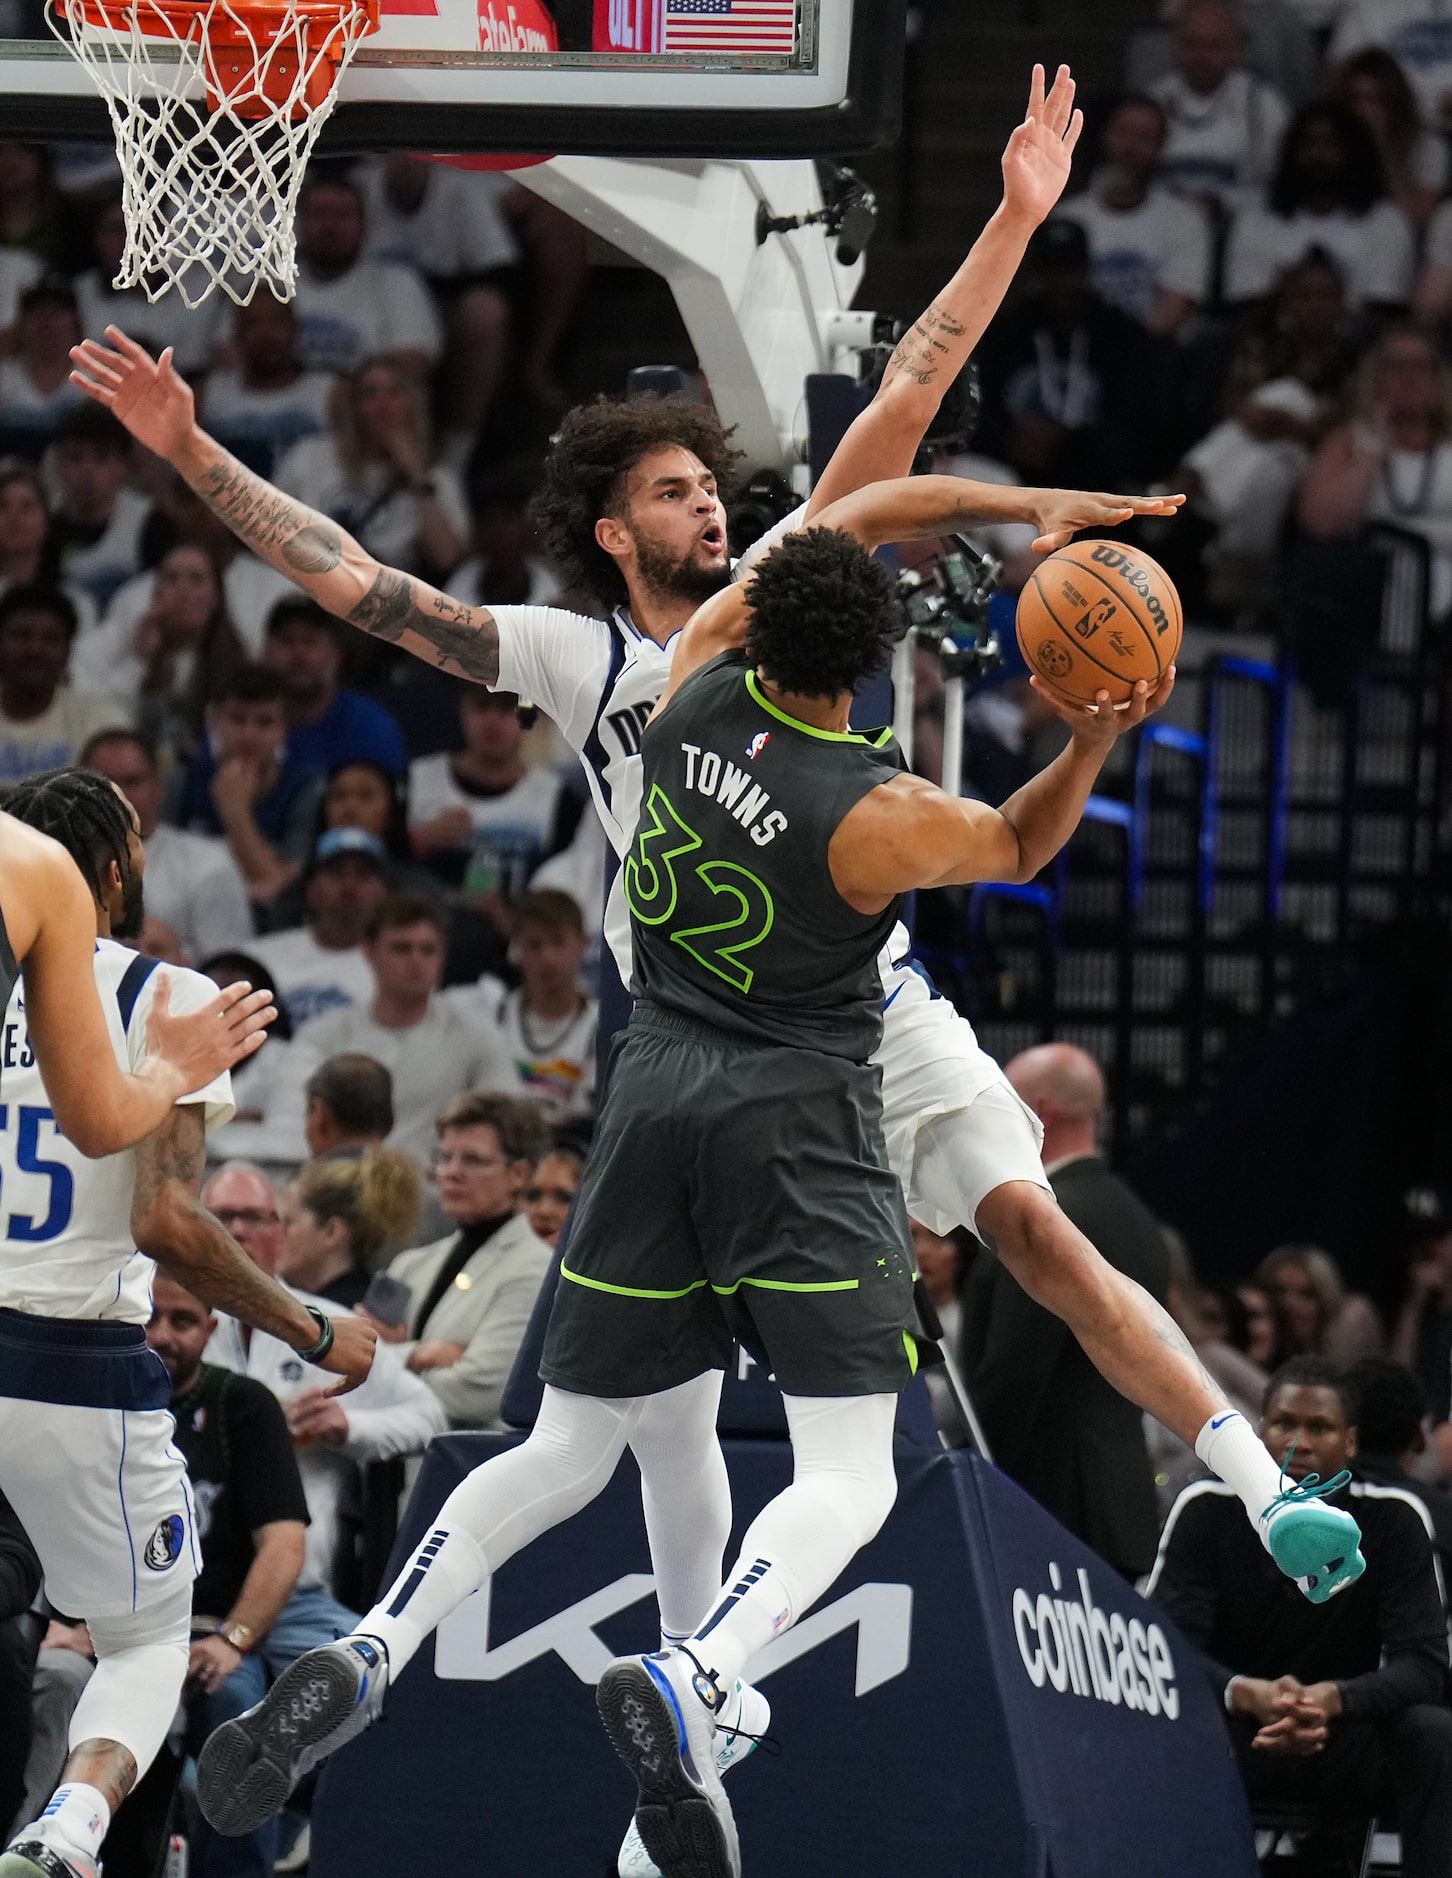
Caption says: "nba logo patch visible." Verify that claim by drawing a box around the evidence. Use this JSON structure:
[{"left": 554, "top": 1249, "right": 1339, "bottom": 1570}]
[
  {"left": 746, "top": 731, "right": 771, "bottom": 759},
  {"left": 144, "top": 1514, "right": 186, "bottom": 1571}
]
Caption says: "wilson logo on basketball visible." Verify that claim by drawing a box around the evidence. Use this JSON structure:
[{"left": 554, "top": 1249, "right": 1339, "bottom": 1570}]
[
  {"left": 1088, "top": 545, "right": 1172, "bottom": 637},
  {"left": 1070, "top": 599, "right": 1116, "bottom": 641}
]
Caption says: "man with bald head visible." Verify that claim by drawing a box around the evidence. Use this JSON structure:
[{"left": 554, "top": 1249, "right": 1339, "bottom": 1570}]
[{"left": 960, "top": 1044, "right": 1171, "bottom": 1579}]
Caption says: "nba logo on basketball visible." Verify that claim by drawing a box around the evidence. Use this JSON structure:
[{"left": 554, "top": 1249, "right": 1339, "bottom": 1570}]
[{"left": 746, "top": 731, "right": 771, "bottom": 759}]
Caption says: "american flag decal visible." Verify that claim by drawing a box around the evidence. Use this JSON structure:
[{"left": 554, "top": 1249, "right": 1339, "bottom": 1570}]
[{"left": 662, "top": 0, "right": 797, "bottom": 54}]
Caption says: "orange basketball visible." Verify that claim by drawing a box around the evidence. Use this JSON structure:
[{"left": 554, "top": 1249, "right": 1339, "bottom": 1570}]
[{"left": 1015, "top": 539, "right": 1182, "bottom": 709}]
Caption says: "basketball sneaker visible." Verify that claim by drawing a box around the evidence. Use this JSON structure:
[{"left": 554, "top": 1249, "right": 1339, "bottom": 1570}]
[
  {"left": 597, "top": 1649, "right": 740, "bottom": 1878},
  {"left": 615, "top": 1679, "right": 770, "bottom": 1877},
  {"left": 1260, "top": 1469, "right": 1365, "bottom": 1604},
  {"left": 196, "top": 1636, "right": 388, "bottom": 1836},
  {"left": 0, "top": 1844, "right": 99, "bottom": 1878}
]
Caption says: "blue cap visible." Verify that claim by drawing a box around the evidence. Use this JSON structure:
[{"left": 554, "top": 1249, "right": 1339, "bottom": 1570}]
[{"left": 311, "top": 827, "right": 386, "bottom": 870}]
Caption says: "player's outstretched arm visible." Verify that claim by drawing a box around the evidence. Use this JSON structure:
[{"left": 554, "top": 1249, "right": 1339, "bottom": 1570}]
[
  {"left": 831, "top": 671, "right": 1175, "bottom": 906},
  {"left": 805, "top": 63, "right": 1082, "bottom": 521},
  {"left": 812, "top": 475, "right": 1185, "bottom": 555},
  {"left": 1, "top": 817, "right": 274, "bottom": 1157},
  {"left": 131, "top": 1105, "right": 378, "bottom": 1395},
  {"left": 69, "top": 329, "right": 500, "bottom": 687}
]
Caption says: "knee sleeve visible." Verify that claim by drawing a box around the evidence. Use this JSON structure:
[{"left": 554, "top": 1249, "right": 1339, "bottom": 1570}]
[
  {"left": 69, "top": 1585, "right": 190, "bottom": 1776},
  {"left": 628, "top": 1371, "right": 732, "bottom": 1640},
  {"left": 783, "top": 1393, "right": 899, "bottom": 1551}
]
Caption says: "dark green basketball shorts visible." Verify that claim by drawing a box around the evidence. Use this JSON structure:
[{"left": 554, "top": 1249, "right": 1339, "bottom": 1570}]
[{"left": 539, "top": 1002, "right": 922, "bottom": 1400}]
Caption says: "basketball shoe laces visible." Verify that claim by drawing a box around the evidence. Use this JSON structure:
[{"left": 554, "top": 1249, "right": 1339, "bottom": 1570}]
[
  {"left": 1259, "top": 1440, "right": 1353, "bottom": 1522},
  {"left": 672, "top": 1646, "right": 779, "bottom": 1756}
]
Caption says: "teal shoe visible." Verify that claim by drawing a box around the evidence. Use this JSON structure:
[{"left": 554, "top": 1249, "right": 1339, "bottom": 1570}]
[{"left": 1261, "top": 1468, "right": 1365, "bottom": 1604}]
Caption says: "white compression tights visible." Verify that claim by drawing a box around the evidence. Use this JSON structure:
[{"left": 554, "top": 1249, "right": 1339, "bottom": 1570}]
[
  {"left": 67, "top": 1584, "right": 191, "bottom": 1771},
  {"left": 359, "top": 1373, "right": 733, "bottom": 1678}
]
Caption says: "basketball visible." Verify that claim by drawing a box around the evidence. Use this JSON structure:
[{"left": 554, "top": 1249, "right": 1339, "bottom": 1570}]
[{"left": 1016, "top": 539, "right": 1182, "bottom": 709}]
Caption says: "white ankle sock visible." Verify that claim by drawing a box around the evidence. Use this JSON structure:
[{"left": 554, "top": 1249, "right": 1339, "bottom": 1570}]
[
  {"left": 29, "top": 1783, "right": 109, "bottom": 1863},
  {"left": 1194, "top": 1409, "right": 1285, "bottom": 1530}
]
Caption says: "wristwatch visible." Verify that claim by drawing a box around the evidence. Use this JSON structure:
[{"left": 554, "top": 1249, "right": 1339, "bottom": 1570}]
[{"left": 217, "top": 1621, "right": 254, "bottom": 1654}]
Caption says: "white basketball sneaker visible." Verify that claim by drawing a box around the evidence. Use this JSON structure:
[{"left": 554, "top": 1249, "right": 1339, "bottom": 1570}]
[{"left": 615, "top": 1678, "right": 770, "bottom": 1876}]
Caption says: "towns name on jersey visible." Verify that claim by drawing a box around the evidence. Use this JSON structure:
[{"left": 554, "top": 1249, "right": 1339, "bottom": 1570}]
[{"left": 680, "top": 743, "right": 789, "bottom": 848}]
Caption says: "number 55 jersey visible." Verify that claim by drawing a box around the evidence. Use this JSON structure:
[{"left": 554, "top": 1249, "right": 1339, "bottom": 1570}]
[{"left": 0, "top": 940, "right": 235, "bottom": 1324}]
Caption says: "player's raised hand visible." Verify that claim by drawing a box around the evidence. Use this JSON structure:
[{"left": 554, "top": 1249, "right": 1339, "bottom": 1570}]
[
  {"left": 144, "top": 974, "right": 277, "bottom": 1094},
  {"left": 1031, "top": 667, "right": 1177, "bottom": 742},
  {"left": 1030, "top": 488, "right": 1186, "bottom": 554},
  {"left": 314, "top": 1315, "right": 380, "bottom": 1396},
  {"left": 1001, "top": 63, "right": 1083, "bottom": 227},
  {"left": 69, "top": 327, "right": 196, "bottom": 461}
]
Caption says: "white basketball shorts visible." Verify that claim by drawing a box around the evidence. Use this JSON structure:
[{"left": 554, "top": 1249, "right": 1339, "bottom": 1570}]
[{"left": 0, "top": 1309, "right": 197, "bottom": 1619}]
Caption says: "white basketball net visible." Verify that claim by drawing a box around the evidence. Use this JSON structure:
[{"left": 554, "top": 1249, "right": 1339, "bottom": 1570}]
[{"left": 47, "top": 0, "right": 377, "bottom": 308}]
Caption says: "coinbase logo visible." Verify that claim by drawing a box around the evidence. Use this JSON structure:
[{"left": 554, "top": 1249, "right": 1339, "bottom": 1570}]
[{"left": 1011, "top": 1562, "right": 1180, "bottom": 1720}]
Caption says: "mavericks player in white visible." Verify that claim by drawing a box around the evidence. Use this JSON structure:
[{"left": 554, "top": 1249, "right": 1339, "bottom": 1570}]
[{"left": 0, "top": 770, "right": 377, "bottom": 1878}]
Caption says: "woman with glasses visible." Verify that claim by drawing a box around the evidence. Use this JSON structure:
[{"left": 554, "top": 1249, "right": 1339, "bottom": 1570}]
[{"left": 362, "top": 1092, "right": 554, "bottom": 1429}]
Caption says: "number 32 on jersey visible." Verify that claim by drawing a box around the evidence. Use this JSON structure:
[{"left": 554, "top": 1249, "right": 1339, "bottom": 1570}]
[{"left": 625, "top": 785, "right": 775, "bottom": 994}]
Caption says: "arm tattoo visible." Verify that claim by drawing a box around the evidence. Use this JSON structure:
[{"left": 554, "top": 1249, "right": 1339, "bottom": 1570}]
[
  {"left": 132, "top": 1106, "right": 315, "bottom": 1348},
  {"left": 193, "top": 453, "right": 338, "bottom": 568},
  {"left": 886, "top": 299, "right": 968, "bottom": 388},
  {"left": 348, "top": 568, "right": 501, "bottom": 686}
]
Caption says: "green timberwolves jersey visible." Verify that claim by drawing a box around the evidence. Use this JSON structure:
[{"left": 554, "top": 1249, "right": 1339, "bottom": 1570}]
[{"left": 625, "top": 651, "right": 903, "bottom": 1060}]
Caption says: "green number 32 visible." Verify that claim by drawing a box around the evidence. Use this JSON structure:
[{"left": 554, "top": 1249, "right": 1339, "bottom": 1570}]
[{"left": 625, "top": 785, "right": 775, "bottom": 994}]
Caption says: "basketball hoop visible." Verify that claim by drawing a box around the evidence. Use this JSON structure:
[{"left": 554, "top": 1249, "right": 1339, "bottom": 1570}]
[{"left": 47, "top": 0, "right": 380, "bottom": 309}]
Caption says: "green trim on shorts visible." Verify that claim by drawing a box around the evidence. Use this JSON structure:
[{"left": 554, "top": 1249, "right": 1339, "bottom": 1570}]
[
  {"left": 560, "top": 1263, "right": 710, "bottom": 1301},
  {"left": 904, "top": 1332, "right": 920, "bottom": 1376},
  {"left": 709, "top": 1276, "right": 860, "bottom": 1296}
]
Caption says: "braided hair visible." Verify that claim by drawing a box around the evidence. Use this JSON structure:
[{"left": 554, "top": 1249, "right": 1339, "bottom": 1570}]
[{"left": 4, "top": 765, "right": 137, "bottom": 907}]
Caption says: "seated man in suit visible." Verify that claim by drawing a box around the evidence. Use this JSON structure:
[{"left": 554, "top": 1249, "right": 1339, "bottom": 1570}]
[
  {"left": 961, "top": 1043, "right": 1169, "bottom": 1579},
  {"left": 1150, "top": 1356, "right": 1452, "bottom": 1878},
  {"left": 365, "top": 1093, "right": 553, "bottom": 1429}
]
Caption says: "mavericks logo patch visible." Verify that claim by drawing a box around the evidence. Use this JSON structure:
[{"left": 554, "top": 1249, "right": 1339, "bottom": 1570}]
[{"left": 144, "top": 1513, "right": 186, "bottom": 1571}]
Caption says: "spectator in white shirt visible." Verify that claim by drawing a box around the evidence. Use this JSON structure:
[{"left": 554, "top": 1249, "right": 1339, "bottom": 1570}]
[
  {"left": 45, "top": 404, "right": 150, "bottom": 609},
  {"left": 1330, "top": 0, "right": 1452, "bottom": 131},
  {"left": 0, "top": 583, "right": 125, "bottom": 784},
  {"left": 449, "top": 471, "right": 565, "bottom": 609},
  {"left": 357, "top": 154, "right": 517, "bottom": 469},
  {"left": 199, "top": 293, "right": 337, "bottom": 480},
  {"left": 1337, "top": 44, "right": 1449, "bottom": 229},
  {"left": 1150, "top": 0, "right": 1292, "bottom": 207},
  {"left": 274, "top": 357, "right": 467, "bottom": 582},
  {"left": 248, "top": 827, "right": 386, "bottom": 1024},
  {"left": 0, "top": 243, "right": 40, "bottom": 339},
  {"left": 80, "top": 727, "right": 255, "bottom": 963},
  {"left": 73, "top": 195, "right": 226, "bottom": 376},
  {"left": 1225, "top": 100, "right": 1417, "bottom": 309},
  {"left": 291, "top": 168, "right": 442, "bottom": 378},
  {"left": 0, "top": 143, "right": 60, "bottom": 270},
  {"left": 1057, "top": 94, "right": 1213, "bottom": 335},
  {"left": 0, "top": 277, "right": 86, "bottom": 462},
  {"left": 0, "top": 461, "right": 98, "bottom": 632},
  {"left": 489, "top": 888, "right": 596, "bottom": 1123}
]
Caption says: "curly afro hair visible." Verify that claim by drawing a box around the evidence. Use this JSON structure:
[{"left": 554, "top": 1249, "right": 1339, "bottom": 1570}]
[
  {"left": 528, "top": 394, "right": 744, "bottom": 610},
  {"left": 744, "top": 528, "right": 899, "bottom": 701}
]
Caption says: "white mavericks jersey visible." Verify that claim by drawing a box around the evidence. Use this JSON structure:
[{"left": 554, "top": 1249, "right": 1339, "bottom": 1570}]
[{"left": 0, "top": 941, "right": 235, "bottom": 1324}]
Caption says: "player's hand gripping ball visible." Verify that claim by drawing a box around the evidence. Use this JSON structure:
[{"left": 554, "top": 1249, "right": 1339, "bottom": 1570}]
[{"left": 1016, "top": 539, "right": 1182, "bottom": 711}]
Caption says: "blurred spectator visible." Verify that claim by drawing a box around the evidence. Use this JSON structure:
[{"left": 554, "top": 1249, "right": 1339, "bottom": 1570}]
[
  {"left": 1149, "top": 1356, "right": 1452, "bottom": 1878},
  {"left": 1149, "top": 0, "right": 1291, "bottom": 208},
  {"left": 0, "top": 583, "right": 123, "bottom": 783},
  {"left": 1331, "top": 0, "right": 1452, "bottom": 133},
  {"left": 1056, "top": 95, "right": 1212, "bottom": 335},
  {"left": 1392, "top": 1204, "right": 1452, "bottom": 1425},
  {"left": 0, "top": 278, "right": 85, "bottom": 462},
  {"left": 0, "top": 245, "right": 40, "bottom": 342},
  {"left": 974, "top": 217, "right": 1175, "bottom": 491},
  {"left": 81, "top": 728, "right": 254, "bottom": 963},
  {"left": 356, "top": 154, "right": 517, "bottom": 468},
  {"left": 274, "top": 357, "right": 467, "bottom": 581},
  {"left": 450, "top": 470, "right": 564, "bottom": 609},
  {"left": 1256, "top": 1243, "right": 1385, "bottom": 1359},
  {"left": 262, "top": 596, "right": 406, "bottom": 776},
  {"left": 145, "top": 1270, "right": 310, "bottom": 1878},
  {"left": 0, "top": 145, "right": 65, "bottom": 268},
  {"left": 279, "top": 1147, "right": 423, "bottom": 1307},
  {"left": 256, "top": 895, "right": 510, "bottom": 1170},
  {"left": 913, "top": 1218, "right": 971, "bottom": 1443},
  {"left": 519, "top": 1137, "right": 583, "bottom": 1249},
  {"left": 1343, "top": 1354, "right": 1452, "bottom": 1570},
  {"left": 174, "top": 664, "right": 326, "bottom": 905},
  {"left": 45, "top": 404, "right": 147, "bottom": 609},
  {"left": 0, "top": 1488, "right": 41, "bottom": 1843},
  {"left": 370, "top": 1092, "right": 551, "bottom": 1429},
  {"left": 199, "top": 953, "right": 294, "bottom": 1130},
  {"left": 1231, "top": 1281, "right": 1292, "bottom": 1372},
  {"left": 247, "top": 828, "right": 384, "bottom": 1025},
  {"left": 1299, "top": 325, "right": 1452, "bottom": 626},
  {"left": 304, "top": 1052, "right": 393, "bottom": 1159},
  {"left": 1337, "top": 46, "right": 1448, "bottom": 229},
  {"left": 408, "top": 687, "right": 580, "bottom": 925},
  {"left": 198, "top": 293, "right": 336, "bottom": 479},
  {"left": 483, "top": 887, "right": 596, "bottom": 1122},
  {"left": 961, "top": 1044, "right": 1170, "bottom": 1580},
  {"left": 1225, "top": 102, "right": 1416, "bottom": 311},
  {"left": 496, "top": 182, "right": 588, "bottom": 401},
  {"left": 74, "top": 540, "right": 247, "bottom": 765},
  {"left": 291, "top": 169, "right": 441, "bottom": 378},
  {"left": 1412, "top": 194, "right": 1452, "bottom": 331},
  {"left": 529, "top": 798, "right": 608, "bottom": 958},
  {"left": 199, "top": 1162, "right": 447, "bottom": 1616},
  {"left": 73, "top": 196, "right": 225, "bottom": 376},
  {"left": 0, "top": 463, "right": 97, "bottom": 633}
]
